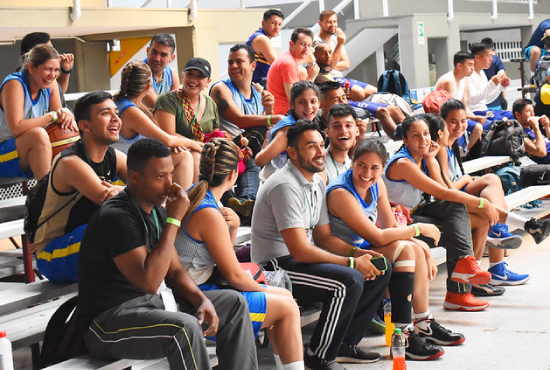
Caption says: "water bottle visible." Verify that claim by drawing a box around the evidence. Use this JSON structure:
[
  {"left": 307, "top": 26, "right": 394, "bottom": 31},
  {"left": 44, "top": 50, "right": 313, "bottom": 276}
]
[
  {"left": 391, "top": 328, "right": 407, "bottom": 370},
  {"left": 0, "top": 331, "right": 14, "bottom": 370},
  {"left": 383, "top": 298, "right": 395, "bottom": 347}
]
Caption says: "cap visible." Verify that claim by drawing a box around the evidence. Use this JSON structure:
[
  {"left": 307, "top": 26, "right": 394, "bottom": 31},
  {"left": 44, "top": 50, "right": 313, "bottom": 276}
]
[{"left": 183, "top": 57, "right": 211, "bottom": 78}]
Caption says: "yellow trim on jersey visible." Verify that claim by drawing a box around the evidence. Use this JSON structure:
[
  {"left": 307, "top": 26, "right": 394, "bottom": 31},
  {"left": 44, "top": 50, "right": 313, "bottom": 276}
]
[{"left": 37, "top": 241, "right": 80, "bottom": 262}]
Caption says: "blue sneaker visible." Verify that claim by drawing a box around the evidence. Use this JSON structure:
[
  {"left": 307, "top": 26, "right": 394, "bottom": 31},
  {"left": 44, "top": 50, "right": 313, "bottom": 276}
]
[
  {"left": 486, "top": 223, "right": 523, "bottom": 250},
  {"left": 488, "top": 261, "right": 530, "bottom": 286}
]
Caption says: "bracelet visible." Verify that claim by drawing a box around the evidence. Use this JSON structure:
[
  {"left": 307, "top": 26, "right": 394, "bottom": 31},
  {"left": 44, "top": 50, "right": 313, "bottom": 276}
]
[
  {"left": 478, "top": 198, "right": 484, "bottom": 209},
  {"left": 349, "top": 246, "right": 358, "bottom": 257},
  {"left": 166, "top": 217, "right": 181, "bottom": 227},
  {"left": 348, "top": 256, "right": 355, "bottom": 269},
  {"left": 60, "top": 67, "right": 72, "bottom": 74},
  {"left": 266, "top": 115, "right": 272, "bottom": 127},
  {"left": 50, "top": 111, "right": 58, "bottom": 123},
  {"left": 413, "top": 224, "right": 420, "bottom": 237}
]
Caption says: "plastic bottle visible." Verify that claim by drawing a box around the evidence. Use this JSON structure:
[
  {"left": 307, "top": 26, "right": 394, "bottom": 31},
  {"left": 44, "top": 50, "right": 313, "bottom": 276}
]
[
  {"left": 383, "top": 298, "right": 395, "bottom": 347},
  {"left": 391, "top": 328, "right": 407, "bottom": 370},
  {"left": 0, "top": 331, "right": 14, "bottom": 370}
]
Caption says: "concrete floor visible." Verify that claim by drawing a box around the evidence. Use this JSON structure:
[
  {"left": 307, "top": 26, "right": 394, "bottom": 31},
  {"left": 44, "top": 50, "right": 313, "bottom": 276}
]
[{"left": 7, "top": 229, "right": 550, "bottom": 370}]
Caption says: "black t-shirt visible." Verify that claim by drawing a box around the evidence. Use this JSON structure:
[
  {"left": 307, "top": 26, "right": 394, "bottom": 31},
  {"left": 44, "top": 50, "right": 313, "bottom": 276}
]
[{"left": 77, "top": 188, "right": 167, "bottom": 332}]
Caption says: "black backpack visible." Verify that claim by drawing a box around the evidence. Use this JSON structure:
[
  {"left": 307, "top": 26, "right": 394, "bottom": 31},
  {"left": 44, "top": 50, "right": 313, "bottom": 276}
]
[
  {"left": 480, "top": 119, "right": 525, "bottom": 166},
  {"left": 39, "top": 296, "right": 88, "bottom": 368},
  {"left": 377, "top": 69, "right": 411, "bottom": 103},
  {"left": 24, "top": 172, "right": 78, "bottom": 243}
]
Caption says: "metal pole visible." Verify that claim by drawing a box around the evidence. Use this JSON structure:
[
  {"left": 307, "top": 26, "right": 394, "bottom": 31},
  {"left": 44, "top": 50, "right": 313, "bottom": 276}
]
[
  {"left": 529, "top": 0, "right": 534, "bottom": 20},
  {"left": 382, "top": 0, "right": 388, "bottom": 17},
  {"left": 447, "top": 0, "right": 454, "bottom": 22},
  {"left": 491, "top": 0, "right": 498, "bottom": 20}
]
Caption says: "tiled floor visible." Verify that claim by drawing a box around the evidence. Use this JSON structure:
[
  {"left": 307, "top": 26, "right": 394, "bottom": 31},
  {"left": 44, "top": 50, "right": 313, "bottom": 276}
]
[{"left": 8, "top": 230, "right": 550, "bottom": 370}]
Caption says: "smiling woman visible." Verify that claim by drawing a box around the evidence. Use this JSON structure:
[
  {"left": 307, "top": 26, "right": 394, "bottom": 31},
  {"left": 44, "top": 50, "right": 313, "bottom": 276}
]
[{"left": 0, "top": 43, "right": 76, "bottom": 180}]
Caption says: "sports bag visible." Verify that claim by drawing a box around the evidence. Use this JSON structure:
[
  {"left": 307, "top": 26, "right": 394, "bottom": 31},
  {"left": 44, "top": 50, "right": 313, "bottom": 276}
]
[
  {"left": 519, "top": 164, "right": 550, "bottom": 187},
  {"left": 377, "top": 69, "right": 411, "bottom": 103},
  {"left": 495, "top": 165, "right": 521, "bottom": 195},
  {"left": 422, "top": 88, "right": 452, "bottom": 114},
  {"left": 480, "top": 119, "right": 525, "bottom": 166}
]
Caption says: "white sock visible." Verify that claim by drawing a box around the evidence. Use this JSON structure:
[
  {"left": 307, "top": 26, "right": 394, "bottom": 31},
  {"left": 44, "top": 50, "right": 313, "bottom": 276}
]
[
  {"left": 489, "top": 261, "right": 502, "bottom": 268},
  {"left": 477, "top": 259, "right": 482, "bottom": 266},
  {"left": 505, "top": 213, "right": 528, "bottom": 230},
  {"left": 273, "top": 354, "right": 284, "bottom": 370},
  {"left": 283, "top": 360, "right": 305, "bottom": 370},
  {"left": 413, "top": 310, "right": 431, "bottom": 321}
]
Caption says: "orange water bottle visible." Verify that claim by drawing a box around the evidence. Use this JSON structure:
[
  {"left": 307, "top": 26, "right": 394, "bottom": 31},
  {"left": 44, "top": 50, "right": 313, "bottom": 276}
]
[
  {"left": 383, "top": 298, "right": 395, "bottom": 347},
  {"left": 391, "top": 328, "right": 407, "bottom": 370}
]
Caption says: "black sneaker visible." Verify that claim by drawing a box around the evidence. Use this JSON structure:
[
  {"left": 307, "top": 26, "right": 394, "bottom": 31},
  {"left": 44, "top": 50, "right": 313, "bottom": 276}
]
[
  {"left": 336, "top": 344, "right": 380, "bottom": 363},
  {"left": 403, "top": 328, "right": 445, "bottom": 360},
  {"left": 414, "top": 317, "right": 465, "bottom": 346},
  {"left": 471, "top": 283, "right": 506, "bottom": 297},
  {"left": 304, "top": 350, "right": 346, "bottom": 370},
  {"left": 524, "top": 218, "right": 550, "bottom": 244}
]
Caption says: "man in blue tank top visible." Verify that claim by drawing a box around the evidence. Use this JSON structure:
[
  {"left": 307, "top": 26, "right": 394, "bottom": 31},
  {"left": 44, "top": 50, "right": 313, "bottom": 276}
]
[
  {"left": 246, "top": 9, "right": 284, "bottom": 87},
  {"left": 143, "top": 33, "right": 180, "bottom": 108}
]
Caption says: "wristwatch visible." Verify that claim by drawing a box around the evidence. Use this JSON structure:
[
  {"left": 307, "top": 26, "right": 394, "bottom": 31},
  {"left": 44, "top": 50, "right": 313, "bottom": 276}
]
[{"left": 50, "top": 111, "right": 58, "bottom": 123}]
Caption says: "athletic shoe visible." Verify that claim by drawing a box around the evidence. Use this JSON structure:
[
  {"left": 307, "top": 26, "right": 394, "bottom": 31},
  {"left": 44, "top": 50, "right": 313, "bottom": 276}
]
[
  {"left": 486, "top": 223, "right": 523, "bottom": 249},
  {"left": 524, "top": 218, "right": 550, "bottom": 244},
  {"left": 336, "top": 344, "right": 380, "bottom": 363},
  {"left": 451, "top": 256, "right": 491, "bottom": 285},
  {"left": 401, "top": 326, "right": 444, "bottom": 360},
  {"left": 227, "top": 198, "right": 255, "bottom": 218},
  {"left": 367, "top": 316, "right": 386, "bottom": 335},
  {"left": 471, "top": 283, "right": 506, "bottom": 297},
  {"left": 488, "top": 261, "right": 530, "bottom": 286},
  {"left": 414, "top": 316, "right": 465, "bottom": 346},
  {"left": 443, "top": 291, "right": 489, "bottom": 311},
  {"left": 305, "top": 350, "right": 346, "bottom": 370}
]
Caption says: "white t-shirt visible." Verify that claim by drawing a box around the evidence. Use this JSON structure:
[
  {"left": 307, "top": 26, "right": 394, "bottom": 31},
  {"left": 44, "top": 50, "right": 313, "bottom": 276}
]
[
  {"left": 314, "top": 34, "right": 347, "bottom": 77},
  {"left": 466, "top": 69, "right": 504, "bottom": 112}
]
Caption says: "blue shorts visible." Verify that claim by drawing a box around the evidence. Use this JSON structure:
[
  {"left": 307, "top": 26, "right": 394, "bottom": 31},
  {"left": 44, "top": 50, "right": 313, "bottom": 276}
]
[
  {"left": 524, "top": 45, "right": 547, "bottom": 61},
  {"left": 467, "top": 119, "right": 479, "bottom": 133},
  {"left": 334, "top": 77, "right": 369, "bottom": 90},
  {"left": 0, "top": 138, "right": 33, "bottom": 178},
  {"left": 36, "top": 223, "right": 87, "bottom": 283},
  {"left": 199, "top": 283, "right": 266, "bottom": 338},
  {"left": 473, "top": 110, "right": 515, "bottom": 130},
  {"left": 348, "top": 100, "right": 388, "bottom": 116}
]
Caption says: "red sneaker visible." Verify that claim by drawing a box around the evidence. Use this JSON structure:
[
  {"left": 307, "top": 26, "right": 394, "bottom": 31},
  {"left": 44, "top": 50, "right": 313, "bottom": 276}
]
[
  {"left": 451, "top": 256, "right": 491, "bottom": 285},
  {"left": 443, "top": 292, "right": 489, "bottom": 311}
]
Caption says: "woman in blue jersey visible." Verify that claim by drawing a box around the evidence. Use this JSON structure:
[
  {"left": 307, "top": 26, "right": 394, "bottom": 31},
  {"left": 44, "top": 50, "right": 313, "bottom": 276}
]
[
  {"left": 383, "top": 115, "right": 500, "bottom": 312},
  {"left": 255, "top": 81, "right": 320, "bottom": 179},
  {"left": 327, "top": 139, "right": 463, "bottom": 360},
  {"left": 0, "top": 44, "right": 75, "bottom": 179},
  {"left": 175, "top": 138, "right": 304, "bottom": 370},
  {"left": 113, "top": 61, "right": 194, "bottom": 190}
]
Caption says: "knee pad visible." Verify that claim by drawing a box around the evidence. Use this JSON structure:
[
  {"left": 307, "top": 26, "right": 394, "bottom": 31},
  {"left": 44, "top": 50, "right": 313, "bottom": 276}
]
[
  {"left": 393, "top": 241, "right": 416, "bottom": 269},
  {"left": 388, "top": 271, "right": 415, "bottom": 324}
]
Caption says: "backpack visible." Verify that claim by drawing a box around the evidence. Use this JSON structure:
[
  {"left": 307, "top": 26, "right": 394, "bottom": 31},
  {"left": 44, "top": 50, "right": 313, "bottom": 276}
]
[
  {"left": 519, "top": 164, "right": 550, "bottom": 187},
  {"left": 534, "top": 55, "right": 550, "bottom": 88},
  {"left": 39, "top": 296, "right": 88, "bottom": 368},
  {"left": 377, "top": 69, "right": 411, "bottom": 103},
  {"left": 24, "top": 172, "right": 78, "bottom": 244},
  {"left": 422, "top": 88, "right": 452, "bottom": 114},
  {"left": 495, "top": 165, "right": 521, "bottom": 195},
  {"left": 480, "top": 119, "right": 525, "bottom": 166}
]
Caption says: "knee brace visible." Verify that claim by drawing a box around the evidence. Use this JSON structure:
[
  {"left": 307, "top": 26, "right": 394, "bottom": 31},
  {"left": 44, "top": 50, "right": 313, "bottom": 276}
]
[{"left": 393, "top": 241, "right": 416, "bottom": 269}]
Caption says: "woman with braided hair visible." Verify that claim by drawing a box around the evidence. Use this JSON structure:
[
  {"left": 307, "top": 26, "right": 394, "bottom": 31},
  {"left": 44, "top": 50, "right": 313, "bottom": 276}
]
[
  {"left": 113, "top": 60, "right": 194, "bottom": 189},
  {"left": 154, "top": 57, "right": 220, "bottom": 184},
  {"left": 175, "top": 137, "right": 305, "bottom": 370}
]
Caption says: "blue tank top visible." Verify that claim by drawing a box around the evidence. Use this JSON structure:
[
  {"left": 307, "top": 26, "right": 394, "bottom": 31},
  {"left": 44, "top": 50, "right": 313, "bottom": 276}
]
[
  {"left": 0, "top": 71, "right": 51, "bottom": 142},
  {"left": 246, "top": 28, "right": 271, "bottom": 84},
  {"left": 143, "top": 57, "right": 173, "bottom": 95},
  {"left": 327, "top": 169, "right": 379, "bottom": 246},
  {"left": 175, "top": 189, "right": 220, "bottom": 285},
  {"left": 111, "top": 99, "right": 145, "bottom": 154},
  {"left": 382, "top": 146, "right": 426, "bottom": 210},
  {"left": 217, "top": 78, "right": 264, "bottom": 138}
]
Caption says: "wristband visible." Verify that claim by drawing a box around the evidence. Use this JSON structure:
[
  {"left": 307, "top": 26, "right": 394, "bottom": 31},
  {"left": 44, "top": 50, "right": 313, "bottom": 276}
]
[
  {"left": 348, "top": 256, "right": 355, "bottom": 269},
  {"left": 60, "top": 67, "right": 72, "bottom": 74},
  {"left": 266, "top": 115, "right": 272, "bottom": 127},
  {"left": 50, "top": 111, "right": 58, "bottom": 123},
  {"left": 349, "top": 246, "right": 358, "bottom": 257},
  {"left": 478, "top": 198, "right": 484, "bottom": 209},
  {"left": 166, "top": 217, "right": 181, "bottom": 227},
  {"left": 413, "top": 224, "right": 420, "bottom": 237}
]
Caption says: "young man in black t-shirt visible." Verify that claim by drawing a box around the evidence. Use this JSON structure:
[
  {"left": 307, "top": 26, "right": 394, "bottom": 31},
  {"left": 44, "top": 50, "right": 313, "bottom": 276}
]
[{"left": 78, "top": 138, "right": 257, "bottom": 370}]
